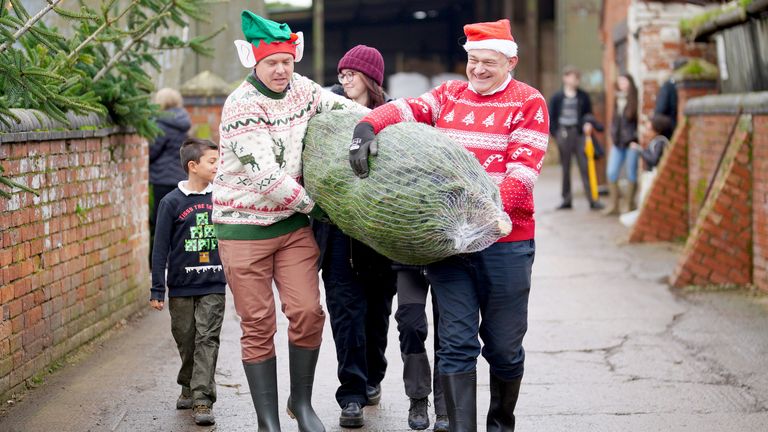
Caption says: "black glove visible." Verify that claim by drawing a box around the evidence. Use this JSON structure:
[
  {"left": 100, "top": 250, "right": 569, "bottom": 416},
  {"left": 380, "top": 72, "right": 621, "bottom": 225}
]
[{"left": 349, "top": 122, "right": 378, "bottom": 178}]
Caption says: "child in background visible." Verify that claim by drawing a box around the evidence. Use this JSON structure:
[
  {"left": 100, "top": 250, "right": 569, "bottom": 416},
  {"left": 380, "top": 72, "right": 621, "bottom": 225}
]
[
  {"left": 150, "top": 138, "right": 226, "bottom": 426},
  {"left": 632, "top": 114, "right": 673, "bottom": 171}
]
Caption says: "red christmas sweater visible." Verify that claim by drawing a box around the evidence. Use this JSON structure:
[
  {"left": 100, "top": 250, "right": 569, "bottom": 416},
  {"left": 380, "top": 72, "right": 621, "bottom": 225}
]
[{"left": 362, "top": 78, "right": 549, "bottom": 242}]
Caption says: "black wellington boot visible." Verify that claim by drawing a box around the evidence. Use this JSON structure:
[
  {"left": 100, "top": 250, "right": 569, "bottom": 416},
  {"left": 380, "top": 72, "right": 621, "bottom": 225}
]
[
  {"left": 486, "top": 374, "right": 522, "bottom": 432},
  {"left": 441, "top": 371, "right": 477, "bottom": 432},
  {"left": 287, "top": 344, "right": 326, "bottom": 432},
  {"left": 243, "top": 357, "right": 281, "bottom": 432}
]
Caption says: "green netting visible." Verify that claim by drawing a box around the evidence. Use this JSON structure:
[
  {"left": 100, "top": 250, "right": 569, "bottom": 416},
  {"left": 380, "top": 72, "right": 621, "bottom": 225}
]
[{"left": 303, "top": 111, "right": 511, "bottom": 265}]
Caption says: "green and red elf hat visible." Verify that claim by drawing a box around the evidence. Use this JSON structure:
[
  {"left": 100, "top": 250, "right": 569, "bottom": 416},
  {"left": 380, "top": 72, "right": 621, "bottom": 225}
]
[{"left": 234, "top": 10, "right": 304, "bottom": 68}]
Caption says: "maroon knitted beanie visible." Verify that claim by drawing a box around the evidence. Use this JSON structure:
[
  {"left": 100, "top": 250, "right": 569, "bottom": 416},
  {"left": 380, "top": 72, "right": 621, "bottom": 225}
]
[{"left": 337, "top": 45, "right": 384, "bottom": 86}]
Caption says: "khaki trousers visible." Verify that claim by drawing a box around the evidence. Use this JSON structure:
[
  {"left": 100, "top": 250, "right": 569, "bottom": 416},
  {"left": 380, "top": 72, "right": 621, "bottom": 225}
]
[{"left": 219, "top": 227, "right": 324, "bottom": 363}]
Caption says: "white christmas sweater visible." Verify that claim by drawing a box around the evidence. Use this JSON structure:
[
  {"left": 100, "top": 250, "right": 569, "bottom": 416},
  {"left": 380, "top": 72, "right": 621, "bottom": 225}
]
[{"left": 213, "top": 73, "right": 367, "bottom": 240}]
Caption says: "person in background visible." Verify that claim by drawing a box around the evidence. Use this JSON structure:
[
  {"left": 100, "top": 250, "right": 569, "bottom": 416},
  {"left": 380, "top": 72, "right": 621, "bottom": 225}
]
[
  {"left": 603, "top": 73, "right": 639, "bottom": 216},
  {"left": 632, "top": 113, "right": 672, "bottom": 172},
  {"left": 214, "top": 11, "right": 367, "bottom": 432},
  {"left": 548, "top": 66, "right": 603, "bottom": 210},
  {"left": 150, "top": 138, "right": 226, "bottom": 426},
  {"left": 349, "top": 19, "right": 549, "bottom": 432},
  {"left": 149, "top": 88, "right": 191, "bottom": 262},
  {"left": 314, "top": 45, "right": 398, "bottom": 429},
  {"left": 393, "top": 265, "right": 449, "bottom": 431},
  {"left": 654, "top": 58, "right": 688, "bottom": 133}
]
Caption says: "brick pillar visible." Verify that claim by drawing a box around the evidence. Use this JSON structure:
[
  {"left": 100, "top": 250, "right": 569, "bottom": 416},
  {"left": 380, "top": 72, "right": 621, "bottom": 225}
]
[
  {"left": 675, "top": 78, "right": 717, "bottom": 132},
  {"left": 753, "top": 114, "right": 768, "bottom": 292},
  {"left": 628, "top": 120, "right": 689, "bottom": 243},
  {"left": 671, "top": 116, "right": 752, "bottom": 287},
  {"left": 180, "top": 70, "right": 231, "bottom": 144}
]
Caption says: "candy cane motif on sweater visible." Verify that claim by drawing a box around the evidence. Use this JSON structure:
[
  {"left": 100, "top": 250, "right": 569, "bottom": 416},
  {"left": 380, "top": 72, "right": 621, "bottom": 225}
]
[{"left": 483, "top": 154, "right": 504, "bottom": 168}]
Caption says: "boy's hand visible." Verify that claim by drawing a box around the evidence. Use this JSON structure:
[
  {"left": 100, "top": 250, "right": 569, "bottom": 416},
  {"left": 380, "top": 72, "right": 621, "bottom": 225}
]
[
  {"left": 150, "top": 299, "right": 164, "bottom": 311},
  {"left": 630, "top": 142, "right": 642, "bottom": 151}
]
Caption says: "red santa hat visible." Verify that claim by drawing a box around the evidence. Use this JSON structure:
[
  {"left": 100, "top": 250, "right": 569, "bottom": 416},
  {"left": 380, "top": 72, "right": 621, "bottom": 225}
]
[{"left": 462, "top": 19, "right": 518, "bottom": 58}]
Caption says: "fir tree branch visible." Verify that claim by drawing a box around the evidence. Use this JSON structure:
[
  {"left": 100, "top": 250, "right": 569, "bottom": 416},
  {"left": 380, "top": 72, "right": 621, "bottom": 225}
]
[
  {"left": 0, "top": 0, "right": 64, "bottom": 54},
  {"left": 64, "top": 0, "right": 139, "bottom": 64},
  {"left": 93, "top": 6, "right": 173, "bottom": 81}
]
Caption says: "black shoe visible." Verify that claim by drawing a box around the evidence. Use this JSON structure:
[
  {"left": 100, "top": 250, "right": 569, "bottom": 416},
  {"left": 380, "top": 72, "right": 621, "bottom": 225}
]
[
  {"left": 589, "top": 201, "right": 605, "bottom": 210},
  {"left": 193, "top": 404, "right": 215, "bottom": 426},
  {"left": 366, "top": 384, "right": 381, "bottom": 406},
  {"left": 433, "top": 415, "right": 450, "bottom": 432},
  {"left": 556, "top": 202, "right": 572, "bottom": 210},
  {"left": 408, "top": 397, "right": 430, "bottom": 430},
  {"left": 340, "top": 402, "right": 364, "bottom": 428}
]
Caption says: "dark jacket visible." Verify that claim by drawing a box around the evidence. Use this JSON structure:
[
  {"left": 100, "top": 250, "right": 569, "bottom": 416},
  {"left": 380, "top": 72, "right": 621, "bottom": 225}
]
[
  {"left": 639, "top": 135, "right": 669, "bottom": 171},
  {"left": 654, "top": 79, "right": 678, "bottom": 131},
  {"left": 548, "top": 88, "right": 593, "bottom": 136},
  {"left": 610, "top": 106, "right": 638, "bottom": 150},
  {"left": 149, "top": 107, "right": 191, "bottom": 186},
  {"left": 150, "top": 188, "right": 226, "bottom": 300}
]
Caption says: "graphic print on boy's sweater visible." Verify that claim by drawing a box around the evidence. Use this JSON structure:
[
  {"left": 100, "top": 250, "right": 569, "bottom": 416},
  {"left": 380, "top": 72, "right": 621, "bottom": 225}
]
[{"left": 180, "top": 204, "right": 223, "bottom": 275}]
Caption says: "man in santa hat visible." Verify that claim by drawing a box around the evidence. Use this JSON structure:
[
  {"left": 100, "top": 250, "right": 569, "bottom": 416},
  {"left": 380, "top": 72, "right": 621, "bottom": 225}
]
[
  {"left": 213, "top": 11, "right": 367, "bottom": 432},
  {"left": 349, "top": 19, "right": 549, "bottom": 431}
]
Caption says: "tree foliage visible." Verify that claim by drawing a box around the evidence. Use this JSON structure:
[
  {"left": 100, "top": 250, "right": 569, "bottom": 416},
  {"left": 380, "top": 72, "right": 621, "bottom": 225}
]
[{"left": 0, "top": 0, "right": 224, "bottom": 138}]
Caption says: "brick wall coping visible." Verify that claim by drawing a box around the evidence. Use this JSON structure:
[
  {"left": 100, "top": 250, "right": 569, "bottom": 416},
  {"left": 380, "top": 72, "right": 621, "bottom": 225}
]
[
  {"left": 183, "top": 95, "right": 228, "bottom": 107},
  {"left": 0, "top": 109, "right": 130, "bottom": 144},
  {"left": 684, "top": 91, "right": 768, "bottom": 116}
]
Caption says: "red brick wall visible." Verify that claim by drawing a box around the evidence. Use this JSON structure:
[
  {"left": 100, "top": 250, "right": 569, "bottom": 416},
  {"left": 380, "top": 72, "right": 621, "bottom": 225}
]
[
  {"left": 754, "top": 116, "right": 768, "bottom": 292},
  {"left": 0, "top": 133, "right": 149, "bottom": 397},
  {"left": 686, "top": 115, "right": 737, "bottom": 227},
  {"left": 671, "top": 119, "right": 752, "bottom": 287},
  {"left": 628, "top": 120, "right": 689, "bottom": 243}
]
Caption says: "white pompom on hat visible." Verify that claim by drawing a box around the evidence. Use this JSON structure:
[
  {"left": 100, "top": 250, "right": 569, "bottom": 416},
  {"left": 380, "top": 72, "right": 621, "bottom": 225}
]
[{"left": 462, "top": 19, "right": 518, "bottom": 58}]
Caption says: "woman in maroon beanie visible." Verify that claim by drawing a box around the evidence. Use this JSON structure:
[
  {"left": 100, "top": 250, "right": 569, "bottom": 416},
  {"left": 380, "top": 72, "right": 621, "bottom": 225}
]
[{"left": 314, "top": 45, "right": 396, "bottom": 429}]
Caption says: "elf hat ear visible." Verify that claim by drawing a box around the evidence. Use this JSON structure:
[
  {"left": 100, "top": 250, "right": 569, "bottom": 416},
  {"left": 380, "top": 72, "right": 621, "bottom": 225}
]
[
  {"left": 294, "top": 31, "right": 304, "bottom": 63},
  {"left": 234, "top": 39, "right": 257, "bottom": 68}
]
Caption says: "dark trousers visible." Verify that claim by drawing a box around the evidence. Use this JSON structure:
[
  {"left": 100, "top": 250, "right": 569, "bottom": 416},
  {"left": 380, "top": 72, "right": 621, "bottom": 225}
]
[
  {"left": 168, "top": 293, "right": 225, "bottom": 406},
  {"left": 395, "top": 266, "right": 446, "bottom": 415},
  {"left": 322, "top": 226, "right": 397, "bottom": 407},
  {"left": 427, "top": 240, "right": 535, "bottom": 380},
  {"left": 557, "top": 126, "right": 594, "bottom": 205}
]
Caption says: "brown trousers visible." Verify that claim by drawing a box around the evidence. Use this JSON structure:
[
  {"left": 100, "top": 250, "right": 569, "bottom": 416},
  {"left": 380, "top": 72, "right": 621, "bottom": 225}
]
[{"left": 219, "top": 227, "right": 325, "bottom": 363}]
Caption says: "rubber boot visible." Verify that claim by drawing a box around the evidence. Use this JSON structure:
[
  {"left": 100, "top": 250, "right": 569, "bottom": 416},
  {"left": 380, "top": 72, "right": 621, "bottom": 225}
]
[
  {"left": 602, "top": 182, "right": 621, "bottom": 216},
  {"left": 486, "top": 374, "right": 522, "bottom": 432},
  {"left": 243, "top": 357, "right": 281, "bottom": 432},
  {"left": 441, "top": 371, "right": 477, "bottom": 432},
  {"left": 286, "top": 344, "right": 325, "bottom": 432},
  {"left": 627, "top": 182, "right": 638, "bottom": 212}
]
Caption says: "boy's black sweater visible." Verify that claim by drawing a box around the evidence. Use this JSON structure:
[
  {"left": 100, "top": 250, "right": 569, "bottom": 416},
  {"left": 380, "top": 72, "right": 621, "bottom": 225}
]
[{"left": 151, "top": 186, "right": 226, "bottom": 300}]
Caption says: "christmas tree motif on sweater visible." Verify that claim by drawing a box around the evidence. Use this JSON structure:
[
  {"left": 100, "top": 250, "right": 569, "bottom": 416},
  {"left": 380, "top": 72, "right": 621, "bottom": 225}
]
[
  {"left": 503, "top": 113, "right": 513, "bottom": 128},
  {"left": 482, "top": 113, "right": 495, "bottom": 128},
  {"left": 462, "top": 111, "right": 475, "bottom": 125},
  {"left": 534, "top": 107, "right": 545, "bottom": 124},
  {"left": 443, "top": 110, "right": 455, "bottom": 122},
  {"left": 512, "top": 111, "right": 524, "bottom": 125}
]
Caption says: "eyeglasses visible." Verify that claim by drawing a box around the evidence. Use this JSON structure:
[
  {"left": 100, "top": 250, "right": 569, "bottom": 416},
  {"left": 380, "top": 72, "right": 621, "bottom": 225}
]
[{"left": 337, "top": 71, "right": 357, "bottom": 83}]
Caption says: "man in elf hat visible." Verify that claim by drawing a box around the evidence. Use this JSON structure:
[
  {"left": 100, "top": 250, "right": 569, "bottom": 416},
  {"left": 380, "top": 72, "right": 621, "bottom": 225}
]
[
  {"left": 349, "top": 19, "right": 549, "bottom": 432},
  {"left": 213, "top": 11, "right": 367, "bottom": 432}
]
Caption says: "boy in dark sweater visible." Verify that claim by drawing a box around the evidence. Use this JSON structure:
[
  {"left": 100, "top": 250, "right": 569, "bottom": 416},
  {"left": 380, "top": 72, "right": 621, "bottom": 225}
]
[{"left": 150, "top": 138, "right": 226, "bottom": 426}]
